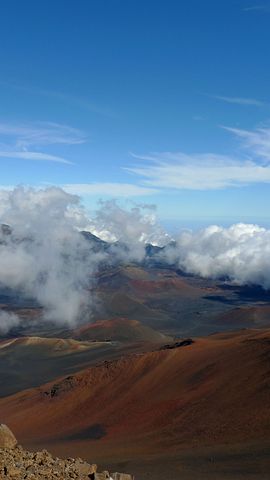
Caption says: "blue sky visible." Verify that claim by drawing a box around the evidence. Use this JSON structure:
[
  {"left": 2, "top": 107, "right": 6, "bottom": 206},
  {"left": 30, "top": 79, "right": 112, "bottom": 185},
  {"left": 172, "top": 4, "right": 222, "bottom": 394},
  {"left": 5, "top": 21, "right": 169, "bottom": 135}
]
[{"left": 1, "top": 0, "right": 270, "bottom": 228}]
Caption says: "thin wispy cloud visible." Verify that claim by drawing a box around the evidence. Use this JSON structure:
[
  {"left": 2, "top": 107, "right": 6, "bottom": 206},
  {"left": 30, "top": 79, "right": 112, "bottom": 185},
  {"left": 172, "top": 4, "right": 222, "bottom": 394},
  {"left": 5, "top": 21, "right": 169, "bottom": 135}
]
[
  {"left": 223, "top": 125, "right": 270, "bottom": 162},
  {"left": 0, "top": 151, "right": 73, "bottom": 165},
  {"left": 243, "top": 5, "right": 270, "bottom": 12},
  {"left": 40, "top": 90, "right": 116, "bottom": 119},
  {"left": 126, "top": 153, "right": 270, "bottom": 190},
  {"left": 0, "top": 121, "right": 85, "bottom": 165},
  {"left": 0, "top": 81, "right": 116, "bottom": 118},
  {"left": 192, "top": 115, "right": 205, "bottom": 121},
  {"left": 62, "top": 182, "right": 158, "bottom": 197},
  {"left": 126, "top": 126, "right": 270, "bottom": 190},
  {"left": 0, "top": 121, "right": 87, "bottom": 148},
  {"left": 211, "top": 94, "right": 266, "bottom": 107}
]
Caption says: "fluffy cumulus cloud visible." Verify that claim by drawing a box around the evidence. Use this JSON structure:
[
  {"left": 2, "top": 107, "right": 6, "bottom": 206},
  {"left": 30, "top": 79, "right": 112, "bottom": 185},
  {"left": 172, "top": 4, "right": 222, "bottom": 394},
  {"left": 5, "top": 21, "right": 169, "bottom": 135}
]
[
  {"left": 0, "top": 187, "right": 169, "bottom": 333},
  {"left": 163, "top": 223, "right": 270, "bottom": 288},
  {"left": 85, "top": 199, "right": 171, "bottom": 261},
  {"left": 1, "top": 186, "right": 270, "bottom": 335},
  {"left": 0, "top": 186, "right": 105, "bottom": 332},
  {"left": 0, "top": 311, "right": 20, "bottom": 335}
]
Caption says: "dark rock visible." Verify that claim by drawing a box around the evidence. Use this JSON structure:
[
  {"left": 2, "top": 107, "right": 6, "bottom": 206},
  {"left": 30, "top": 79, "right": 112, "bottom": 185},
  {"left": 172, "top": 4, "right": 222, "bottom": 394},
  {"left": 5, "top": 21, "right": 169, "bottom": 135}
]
[{"left": 160, "top": 338, "right": 194, "bottom": 350}]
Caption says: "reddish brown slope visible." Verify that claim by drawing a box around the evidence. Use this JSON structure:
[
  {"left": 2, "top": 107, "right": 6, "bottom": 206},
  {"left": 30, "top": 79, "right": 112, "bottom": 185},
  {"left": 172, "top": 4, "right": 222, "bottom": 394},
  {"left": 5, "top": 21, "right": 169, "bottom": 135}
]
[
  {"left": 1, "top": 329, "right": 270, "bottom": 460},
  {"left": 217, "top": 305, "right": 270, "bottom": 328},
  {"left": 73, "top": 317, "right": 172, "bottom": 343}
]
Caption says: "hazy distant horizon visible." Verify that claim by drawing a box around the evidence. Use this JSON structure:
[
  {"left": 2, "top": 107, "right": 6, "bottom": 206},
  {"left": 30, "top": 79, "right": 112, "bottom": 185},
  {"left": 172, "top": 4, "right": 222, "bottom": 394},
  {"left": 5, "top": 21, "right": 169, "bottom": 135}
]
[{"left": 161, "top": 216, "right": 270, "bottom": 234}]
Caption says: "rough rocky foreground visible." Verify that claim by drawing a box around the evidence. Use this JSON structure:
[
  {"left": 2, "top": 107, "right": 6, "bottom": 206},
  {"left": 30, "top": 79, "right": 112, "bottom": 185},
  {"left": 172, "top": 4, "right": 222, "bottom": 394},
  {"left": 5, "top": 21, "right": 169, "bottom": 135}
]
[{"left": 0, "top": 424, "right": 133, "bottom": 480}]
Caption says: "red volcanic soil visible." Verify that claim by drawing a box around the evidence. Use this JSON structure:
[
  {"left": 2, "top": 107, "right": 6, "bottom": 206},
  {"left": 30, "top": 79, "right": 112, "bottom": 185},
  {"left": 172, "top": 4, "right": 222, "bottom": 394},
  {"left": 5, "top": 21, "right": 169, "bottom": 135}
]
[
  {"left": 217, "top": 305, "right": 270, "bottom": 327},
  {"left": 73, "top": 318, "right": 172, "bottom": 343},
  {"left": 130, "top": 276, "right": 203, "bottom": 297},
  {"left": 2, "top": 328, "right": 270, "bottom": 466},
  {"left": 96, "top": 265, "right": 208, "bottom": 300}
]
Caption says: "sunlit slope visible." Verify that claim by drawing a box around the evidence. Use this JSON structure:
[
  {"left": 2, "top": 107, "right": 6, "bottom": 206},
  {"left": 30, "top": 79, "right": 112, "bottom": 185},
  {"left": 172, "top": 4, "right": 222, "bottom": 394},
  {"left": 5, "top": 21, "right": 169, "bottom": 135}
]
[
  {"left": 73, "top": 317, "right": 172, "bottom": 343},
  {"left": 0, "top": 336, "right": 138, "bottom": 397},
  {"left": 2, "top": 328, "right": 270, "bottom": 459}
]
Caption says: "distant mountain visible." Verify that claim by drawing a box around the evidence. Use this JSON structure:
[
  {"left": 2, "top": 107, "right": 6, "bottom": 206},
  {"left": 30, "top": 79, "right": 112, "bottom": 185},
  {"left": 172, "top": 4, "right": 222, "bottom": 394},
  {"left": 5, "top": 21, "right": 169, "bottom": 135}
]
[
  {"left": 80, "top": 231, "right": 110, "bottom": 253},
  {"left": 144, "top": 243, "right": 163, "bottom": 257},
  {"left": 81, "top": 230, "right": 168, "bottom": 266}
]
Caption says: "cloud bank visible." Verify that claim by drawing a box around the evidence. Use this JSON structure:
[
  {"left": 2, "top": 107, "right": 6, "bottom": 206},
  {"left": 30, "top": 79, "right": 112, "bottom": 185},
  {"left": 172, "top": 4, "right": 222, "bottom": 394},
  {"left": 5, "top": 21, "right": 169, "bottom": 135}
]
[
  {"left": 0, "top": 187, "right": 167, "bottom": 333},
  {"left": 0, "top": 311, "right": 20, "bottom": 335},
  {"left": 163, "top": 223, "right": 270, "bottom": 289},
  {"left": 0, "top": 186, "right": 103, "bottom": 333},
  {"left": 1, "top": 186, "right": 270, "bottom": 335},
  {"left": 85, "top": 199, "right": 170, "bottom": 261}
]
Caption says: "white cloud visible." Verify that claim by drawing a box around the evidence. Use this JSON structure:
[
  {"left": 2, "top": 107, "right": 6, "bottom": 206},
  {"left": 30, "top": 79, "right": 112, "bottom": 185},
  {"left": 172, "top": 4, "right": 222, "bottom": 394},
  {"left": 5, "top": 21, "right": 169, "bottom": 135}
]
[
  {"left": 126, "top": 152, "right": 270, "bottom": 190},
  {"left": 212, "top": 95, "right": 265, "bottom": 107},
  {"left": 1, "top": 184, "right": 270, "bottom": 337},
  {"left": 87, "top": 199, "right": 170, "bottom": 259},
  {"left": 0, "top": 121, "right": 86, "bottom": 166},
  {"left": 0, "top": 311, "right": 20, "bottom": 335},
  {"left": 126, "top": 125, "right": 270, "bottom": 190},
  {"left": 0, "top": 151, "right": 73, "bottom": 164},
  {"left": 0, "top": 187, "right": 169, "bottom": 333},
  {"left": 163, "top": 223, "right": 270, "bottom": 289},
  {"left": 223, "top": 125, "right": 270, "bottom": 162},
  {"left": 0, "top": 186, "right": 105, "bottom": 329},
  {"left": 63, "top": 182, "right": 158, "bottom": 197},
  {"left": 0, "top": 121, "right": 87, "bottom": 148}
]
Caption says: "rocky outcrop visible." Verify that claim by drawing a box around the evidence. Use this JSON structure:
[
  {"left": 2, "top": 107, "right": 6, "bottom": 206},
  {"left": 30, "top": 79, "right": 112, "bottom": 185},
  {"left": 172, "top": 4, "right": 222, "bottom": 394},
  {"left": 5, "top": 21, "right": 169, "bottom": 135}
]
[
  {"left": 159, "top": 338, "right": 194, "bottom": 350},
  {"left": 0, "top": 425, "right": 134, "bottom": 479},
  {"left": 0, "top": 425, "right": 17, "bottom": 449}
]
